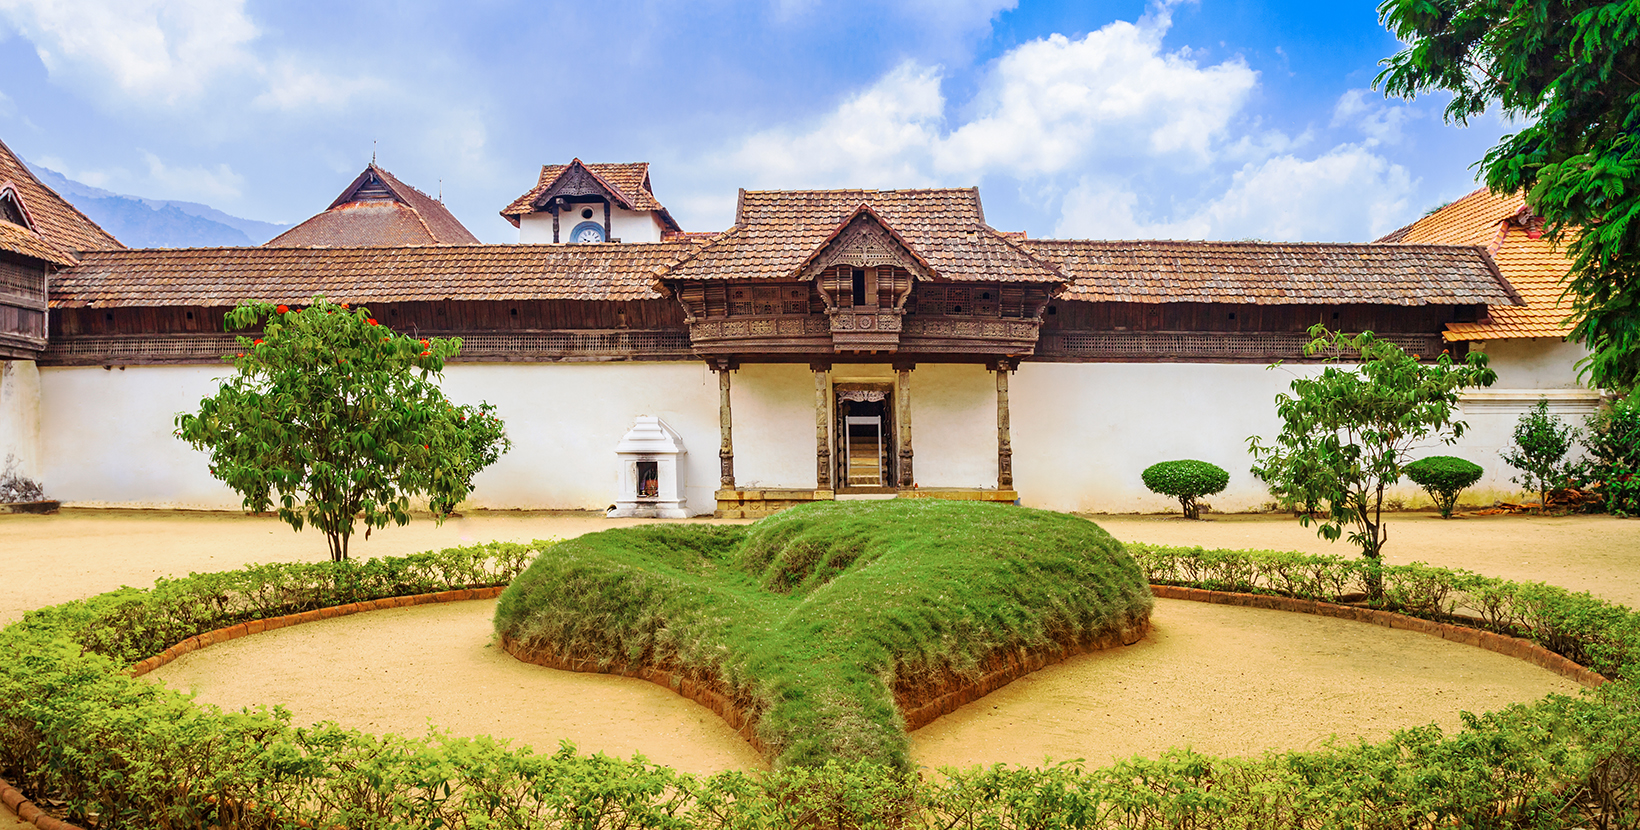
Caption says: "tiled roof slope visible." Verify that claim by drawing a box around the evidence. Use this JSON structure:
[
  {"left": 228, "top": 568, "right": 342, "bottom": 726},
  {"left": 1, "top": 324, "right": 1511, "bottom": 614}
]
[
  {"left": 51, "top": 242, "right": 708, "bottom": 307},
  {"left": 1021, "top": 239, "right": 1521, "bottom": 306},
  {"left": 266, "top": 164, "right": 479, "bottom": 247},
  {"left": 1378, "top": 187, "right": 1574, "bottom": 340},
  {"left": 0, "top": 217, "right": 77, "bottom": 266},
  {"left": 0, "top": 137, "right": 122, "bottom": 258},
  {"left": 664, "top": 188, "right": 1063, "bottom": 284},
  {"left": 268, "top": 202, "right": 447, "bottom": 247},
  {"left": 501, "top": 161, "right": 680, "bottom": 231}
]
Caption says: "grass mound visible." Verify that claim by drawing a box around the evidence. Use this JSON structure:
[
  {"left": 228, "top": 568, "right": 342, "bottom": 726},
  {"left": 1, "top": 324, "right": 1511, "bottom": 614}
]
[{"left": 492, "top": 500, "right": 1154, "bottom": 771}]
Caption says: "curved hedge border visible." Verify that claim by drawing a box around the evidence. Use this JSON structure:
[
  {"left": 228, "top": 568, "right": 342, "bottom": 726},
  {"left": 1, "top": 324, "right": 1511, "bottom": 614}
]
[{"left": 2, "top": 537, "right": 1638, "bottom": 829}]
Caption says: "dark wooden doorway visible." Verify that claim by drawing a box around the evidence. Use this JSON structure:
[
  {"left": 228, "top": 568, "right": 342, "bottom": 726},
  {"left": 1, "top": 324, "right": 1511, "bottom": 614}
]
[{"left": 836, "top": 389, "right": 895, "bottom": 492}]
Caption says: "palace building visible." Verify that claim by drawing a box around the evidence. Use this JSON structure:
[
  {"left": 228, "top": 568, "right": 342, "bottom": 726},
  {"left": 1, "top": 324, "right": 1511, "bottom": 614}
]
[{"left": 0, "top": 137, "right": 1597, "bottom": 516}]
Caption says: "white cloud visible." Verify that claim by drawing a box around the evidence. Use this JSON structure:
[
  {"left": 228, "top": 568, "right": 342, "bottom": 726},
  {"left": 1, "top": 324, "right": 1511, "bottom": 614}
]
[
  {"left": 1056, "top": 144, "right": 1416, "bottom": 242},
  {"left": 0, "top": 0, "right": 257, "bottom": 105},
  {"left": 141, "top": 151, "right": 245, "bottom": 202},
  {"left": 0, "top": 0, "right": 380, "bottom": 114},
  {"left": 722, "top": 2, "right": 1257, "bottom": 188},
  {"left": 729, "top": 61, "right": 947, "bottom": 188},
  {"left": 937, "top": 15, "right": 1255, "bottom": 176},
  {"left": 1331, "top": 89, "right": 1415, "bottom": 147}
]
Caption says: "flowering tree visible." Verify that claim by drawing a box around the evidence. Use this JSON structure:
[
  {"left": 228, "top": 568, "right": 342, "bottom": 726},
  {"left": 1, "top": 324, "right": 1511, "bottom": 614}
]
[
  {"left": 1248, "top": 327, "right": 1495, "bottom": 597},
  {"left": 176, "top": 298, "right": 510, "bottom": 561}
]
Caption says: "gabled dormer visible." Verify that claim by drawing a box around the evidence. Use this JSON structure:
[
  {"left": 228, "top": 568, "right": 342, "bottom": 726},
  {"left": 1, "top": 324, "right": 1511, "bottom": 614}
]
[
  {"left": 266, "top": 163, "right": 479, "bottom": 247},
  {"left": 501, "top": 160, "right": 682, "bottom": 244}
]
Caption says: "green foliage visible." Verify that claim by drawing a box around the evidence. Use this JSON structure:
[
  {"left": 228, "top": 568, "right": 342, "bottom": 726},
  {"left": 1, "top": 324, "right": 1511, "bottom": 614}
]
[
  {"left": 1502, "top": 398, "right": 1584, "bottom": 512},
  {"left": 1128, "top": 541, "right": 1640, "bottom": 678},
  {"left": 1586, "top": 394, "right": 1640, "bottom": 516},
  {"left": 1140, "top": 460, "right": 1229, "bottom": 519},
  {"left": 1376, "top": 0, "right": 1640, "bottom": 391},
  {"left": 1248, "top": 326, "right": 1496, "bottom": 595},
  {"left": 1403, "top": 455, "right": 1485, "bottom": 518},
  {"left": 495, "top": 500, "right": 1154, "bottom": 771},
  {"left": 5, "top": 537, "right": 1640, "bottom": 828},
  {"left": 175, "top": 297, "right": 511, "bottom": 561}
]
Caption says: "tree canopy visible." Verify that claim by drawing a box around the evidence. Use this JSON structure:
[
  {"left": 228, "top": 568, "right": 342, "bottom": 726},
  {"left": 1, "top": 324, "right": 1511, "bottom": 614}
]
[
  {"left": 1377, "top": 0, "right": 1640, "bottom": 390},
  {"left": 1248, "top": 327, "right": 1496, "bottom": 596},
  {"left": 176, "top": 298, "right": 511, "bottom": 561}
]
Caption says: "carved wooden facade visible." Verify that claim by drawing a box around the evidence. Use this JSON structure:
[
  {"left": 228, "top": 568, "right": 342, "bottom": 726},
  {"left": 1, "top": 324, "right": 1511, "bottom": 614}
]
[{"left": 0, "top": 254, "right": 48, "bottom": 360}]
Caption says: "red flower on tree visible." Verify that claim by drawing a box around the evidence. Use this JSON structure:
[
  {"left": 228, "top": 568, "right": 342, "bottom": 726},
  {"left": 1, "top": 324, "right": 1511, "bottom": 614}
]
[
  {"left": 368, "top": 319, "right": 379, "bottom": 326},
  {"left": 276, "top": 305, "right": 289, "bottom": 314}
]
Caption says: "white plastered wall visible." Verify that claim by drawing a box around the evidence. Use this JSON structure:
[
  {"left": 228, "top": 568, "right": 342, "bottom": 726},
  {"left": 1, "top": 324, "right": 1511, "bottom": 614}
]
[
  {"left": 906, "top": 363, "right": 995, "bottom": 488},
  {"left": 40, "top": 365, "right": 240, "bottom": 508},
  {"left": 1011, "top": 362, "right": 1317, "bottom": 514},
  {"left": 1, "top": 359, "right": 42, "bottom": 487},
  {"left": 517, "top": 207, "right": 664, "bottom": 244},
  {"left": 1441, "top": 337, "right": 1602, "bottom": 502},
  {"left": 40, "top": 362, "right": 731, "bottom": 514}
]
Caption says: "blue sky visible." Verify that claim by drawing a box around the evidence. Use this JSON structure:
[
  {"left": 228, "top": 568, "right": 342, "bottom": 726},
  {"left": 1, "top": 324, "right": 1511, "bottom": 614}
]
[{"left": 0, "top": 0, "right": 1517, "bottom": 244}]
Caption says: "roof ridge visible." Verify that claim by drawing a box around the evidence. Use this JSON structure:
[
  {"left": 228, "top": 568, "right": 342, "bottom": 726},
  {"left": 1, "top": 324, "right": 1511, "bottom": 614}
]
[{"left": 0, "top": 136, "right": 123, "bottom": 253}]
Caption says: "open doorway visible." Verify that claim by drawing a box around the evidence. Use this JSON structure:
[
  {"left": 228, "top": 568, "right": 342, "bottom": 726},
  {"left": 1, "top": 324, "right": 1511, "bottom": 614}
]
[{"left": 836, "top": 388, "right": 894, "bottom": 492}]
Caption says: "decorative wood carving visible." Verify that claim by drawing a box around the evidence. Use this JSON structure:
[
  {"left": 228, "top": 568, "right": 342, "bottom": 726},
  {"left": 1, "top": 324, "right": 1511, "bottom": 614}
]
[
  {"left": 717, "top": 360, "right": 735, "bottom": 488},
  {"left": 814, "top": 366, "right": 831, "bottom": 490},
  {"left": 995, "top": 359, "right": 1014, "bottom": 489},
  {"left": 895, "top": 366, "right": 913, "bottom": 488},
  {"left": 532, "top": 164, "right": 621, "bottom": 208}
]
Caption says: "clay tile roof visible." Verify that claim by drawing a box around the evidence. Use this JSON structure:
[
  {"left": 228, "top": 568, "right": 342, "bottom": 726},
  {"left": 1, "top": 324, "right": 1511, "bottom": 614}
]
[
  {"left": 1379, "top": 187, "right": 1574, "bottom": 340},
  {"left": 1019, "top": 239, "right": 1521, "bottom": 307},
  {"left": 663, "top": 188, "right": 1064, "bottom": 284},
  {"left": 50, "top": 241, "right": 709, "bottom": 308},
  {"left": 0, "top": 137, "right": 122, "bottom": 260},
  {"left": 266, "top": 164, "right": 479, "bottom": 247},
  {"left": 500, "top": 160, "right": 680, "bottom": 231},
  {"left": 0, "top": 219, "right": 76, "bottom": 266}
]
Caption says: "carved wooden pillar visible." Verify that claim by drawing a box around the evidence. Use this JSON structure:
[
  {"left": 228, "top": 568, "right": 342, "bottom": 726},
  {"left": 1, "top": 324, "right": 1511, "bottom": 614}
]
[
  {"left": 716, "top": 360, "right": 735, "bottom": 489},
  {"left": 996, "top": 359, "right": 1015, "bottom": 490},
  {"left": 813, "top": 363, "right": 832, "bottom": 490},
  {"left": 603, "top": 199, "right": 612, "bottom": 242},
  {"left": 895, "top": 363, "right": 914, "bottom": 488},
  {"left": 550, "top": 204, "right": 560, "bottom": 243}
]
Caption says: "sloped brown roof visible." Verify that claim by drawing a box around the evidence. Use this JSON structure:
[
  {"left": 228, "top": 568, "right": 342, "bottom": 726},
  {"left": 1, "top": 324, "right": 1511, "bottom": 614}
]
[
  {"left": 0, "top": 219, "right": 76, "bottom": 266},
  {"left": 1021, "top": 239, "right": 1521, "bottom": 306},
  {"left": 51, "top": 242, "right": 709, "bottom": 307},
  {"left": 663, "top": 188, "right": 1063, "bottom": 284},
  {"left": 1379, "top": 187, "right": 1574, "bottom": 340},
  {"left": 500, "top": 160, "right": 680, "bottom": 231},
  {"left": 266, "top": 164, "right": 479, "bottom": 247},
  {"left": 0, "top": 137, "right": 122, "bottom": 259}
]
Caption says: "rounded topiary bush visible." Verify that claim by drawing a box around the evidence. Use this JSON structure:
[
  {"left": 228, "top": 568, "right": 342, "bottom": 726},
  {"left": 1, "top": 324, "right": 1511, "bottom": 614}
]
[
  {"left": 1142, "top": 459, "right": 1229, "bottom": 519},
  {"left": 1404, "top": 455, "right": 1484, "bottom": 518}
]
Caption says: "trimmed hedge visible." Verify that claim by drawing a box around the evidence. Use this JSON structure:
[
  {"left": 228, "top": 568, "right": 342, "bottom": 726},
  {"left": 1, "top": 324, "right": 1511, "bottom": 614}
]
[
  {"left": 0, "top": 537, "right": 1637, "bottom": 828},
  {"left": 1141, "top": 460, "right": 1229, "bottom": 519},
  {"left": 1404, "top": 455, "right": 1484, "bottom": 518}
]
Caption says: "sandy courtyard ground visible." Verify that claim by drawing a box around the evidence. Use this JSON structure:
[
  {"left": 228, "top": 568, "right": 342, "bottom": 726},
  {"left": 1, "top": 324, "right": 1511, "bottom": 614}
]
[{"left": 2, "top": 508, "right": 1634, "bottom": 827}]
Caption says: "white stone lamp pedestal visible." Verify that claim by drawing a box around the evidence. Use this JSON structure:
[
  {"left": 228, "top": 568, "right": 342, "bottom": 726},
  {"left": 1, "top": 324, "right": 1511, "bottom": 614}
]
[{"left": 610, "top": 416, "right": 689, "bottom": 518}]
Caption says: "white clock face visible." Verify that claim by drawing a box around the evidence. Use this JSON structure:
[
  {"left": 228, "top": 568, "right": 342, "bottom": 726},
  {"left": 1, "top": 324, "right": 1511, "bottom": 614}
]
[{"left": 574, "top": 225, "right": 604, "bottom": 243}]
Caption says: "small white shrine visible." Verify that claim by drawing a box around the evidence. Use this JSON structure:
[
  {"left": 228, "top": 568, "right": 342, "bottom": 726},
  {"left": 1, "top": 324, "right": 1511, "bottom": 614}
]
[{"left": 609, "top": 416, "right": 689, "bottom": 518}]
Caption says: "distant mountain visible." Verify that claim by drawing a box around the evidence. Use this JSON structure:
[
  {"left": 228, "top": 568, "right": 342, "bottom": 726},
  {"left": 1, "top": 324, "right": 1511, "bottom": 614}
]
[{"left": 23, "top": 162, "right": 290, "bottom": 247}]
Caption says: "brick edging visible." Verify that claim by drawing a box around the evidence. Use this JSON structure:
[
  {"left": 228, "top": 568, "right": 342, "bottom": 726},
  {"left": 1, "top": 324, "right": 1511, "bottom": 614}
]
[
  {"left": 1, "top": 778, "right": 76, "bottom": 830},
  {"left": 1150, "top": 584, "right": 1609, "bottom": 688},
  {"left": 500, "top": 619, "right": 1152, "bottom": 759},
  {"left": 127, "top": 586, "right": 507, "bottom": 677}
]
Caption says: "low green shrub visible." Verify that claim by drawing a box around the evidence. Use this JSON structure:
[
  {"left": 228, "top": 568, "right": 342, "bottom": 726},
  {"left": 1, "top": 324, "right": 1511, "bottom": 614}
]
[
  {"left": 1141, "top": 460, "right": 1229, "bottom": 519},
  {"left": 1404, "top": 455, "right": 1484, "bottom": 518},
  {"left": 494, "top": 500, "right": 1155, "bottom": 771},
  {"left": 4, "top": 533, "right": 1639, "bottom": 829},
  {"left": 1127, "top": 542, "right": 1640, "bottom": 678}
]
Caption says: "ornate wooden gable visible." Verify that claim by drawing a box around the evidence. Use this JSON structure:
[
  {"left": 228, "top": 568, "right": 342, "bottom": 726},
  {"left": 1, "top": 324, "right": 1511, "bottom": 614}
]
[{"left": 801, "top": 209, "right": 927, "bottom": 351}]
